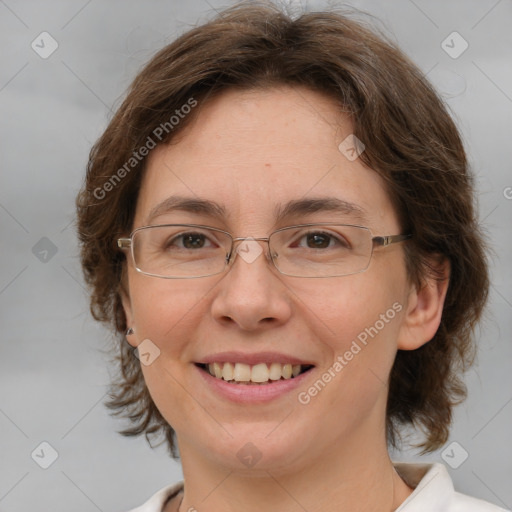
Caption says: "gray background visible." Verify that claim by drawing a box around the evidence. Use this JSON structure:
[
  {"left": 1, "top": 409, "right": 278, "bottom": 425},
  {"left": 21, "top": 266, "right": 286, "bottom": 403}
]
[{"left": 0, "top": 0, "right": 511, "bottom": 511}]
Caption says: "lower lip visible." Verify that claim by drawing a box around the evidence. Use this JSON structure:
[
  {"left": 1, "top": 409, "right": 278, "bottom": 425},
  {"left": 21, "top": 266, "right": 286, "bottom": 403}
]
[{"left": 195, "top": 365, "right": 314, "bottom": 403}]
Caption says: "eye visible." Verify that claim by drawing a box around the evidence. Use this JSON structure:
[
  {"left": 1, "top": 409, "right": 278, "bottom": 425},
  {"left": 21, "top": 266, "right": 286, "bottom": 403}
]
[
  {"left": 166, "top": 231, "right": 216, "bottom": 250},
  {"left": 293, "top": 230, "right": 350, "bottom": 250}
]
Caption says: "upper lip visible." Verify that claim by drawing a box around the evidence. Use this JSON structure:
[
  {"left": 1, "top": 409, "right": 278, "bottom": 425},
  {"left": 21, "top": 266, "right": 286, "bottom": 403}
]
[{"left": 196, "top": 351, "right": 315, "bottom": 366}]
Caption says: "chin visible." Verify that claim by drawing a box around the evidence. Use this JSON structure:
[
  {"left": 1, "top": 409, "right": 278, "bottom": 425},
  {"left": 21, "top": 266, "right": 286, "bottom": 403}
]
[{"left": 186, "top": 421, "right": 317, "bottom": 474}]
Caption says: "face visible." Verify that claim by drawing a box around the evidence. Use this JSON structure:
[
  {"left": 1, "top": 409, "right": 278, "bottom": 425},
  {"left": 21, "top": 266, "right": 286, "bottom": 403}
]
[{"left": 122, "top": 86, "right": 414, "bottom": 474}]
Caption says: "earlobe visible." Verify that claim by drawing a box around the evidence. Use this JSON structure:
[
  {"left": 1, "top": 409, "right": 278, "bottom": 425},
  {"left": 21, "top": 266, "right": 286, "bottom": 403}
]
[
  {"left": 120, "top": 282, "right": 137, "bottom": 347},
  {"left": 397, "top": 257, "right": 450, "bottom": 351}
]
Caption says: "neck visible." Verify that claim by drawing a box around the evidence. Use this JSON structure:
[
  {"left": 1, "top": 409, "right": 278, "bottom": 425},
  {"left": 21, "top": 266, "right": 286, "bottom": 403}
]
[{"left": 175, "top": 419, "right": 413, "bottom": 512}]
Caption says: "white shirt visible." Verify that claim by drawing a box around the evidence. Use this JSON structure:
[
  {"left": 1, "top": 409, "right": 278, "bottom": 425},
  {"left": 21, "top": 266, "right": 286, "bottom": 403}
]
[{"left": 126, "top": 462, "right": 509, "bottom": 512}]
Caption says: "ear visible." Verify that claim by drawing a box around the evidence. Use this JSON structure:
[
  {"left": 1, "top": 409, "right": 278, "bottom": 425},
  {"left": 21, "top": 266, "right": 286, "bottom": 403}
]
[
  {"left": 120, "top": 278, "right": 137, "bottom": 348},
  {"left": 397, "top": 256, "right": 450, "bottom": 350}
]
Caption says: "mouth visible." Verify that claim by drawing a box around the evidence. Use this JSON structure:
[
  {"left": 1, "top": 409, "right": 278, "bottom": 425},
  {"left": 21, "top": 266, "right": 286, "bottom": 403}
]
[{"left": 195, "top": 362, "right": 315, "bottom": 385}]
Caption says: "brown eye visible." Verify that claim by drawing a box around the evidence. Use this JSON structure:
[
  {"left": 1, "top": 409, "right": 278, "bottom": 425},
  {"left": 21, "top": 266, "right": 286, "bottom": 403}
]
[
  {"left": 305, "top": 233, "right": 332, "bottom": 249},
  {"left": 166, "top": 232, "right": 214, "bottom": 250},
  {"left": 293, "top": 230, "right": 350, "bottom": 250}
]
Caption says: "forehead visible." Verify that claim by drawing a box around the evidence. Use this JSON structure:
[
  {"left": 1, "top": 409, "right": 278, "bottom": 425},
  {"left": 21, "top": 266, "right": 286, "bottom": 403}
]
[{"left": 134, "top": 86, "right": 399, "bottom": 233}]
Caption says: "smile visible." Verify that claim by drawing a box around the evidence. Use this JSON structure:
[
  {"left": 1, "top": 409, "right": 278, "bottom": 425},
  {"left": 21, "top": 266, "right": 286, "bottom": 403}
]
[{"left": 196, "top": 362, "right": 314, "bottom": 384}]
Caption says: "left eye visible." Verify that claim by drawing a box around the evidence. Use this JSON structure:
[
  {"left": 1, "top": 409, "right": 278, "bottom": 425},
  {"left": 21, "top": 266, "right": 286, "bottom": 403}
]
[{"left": 295, "top": 231, "right": 349, "bottom": 249}]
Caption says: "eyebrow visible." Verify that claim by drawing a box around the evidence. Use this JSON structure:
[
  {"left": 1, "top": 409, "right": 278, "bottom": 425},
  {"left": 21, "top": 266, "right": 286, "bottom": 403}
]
[{"left": 146, "top": 195, "right": 368, "bottom": 225}]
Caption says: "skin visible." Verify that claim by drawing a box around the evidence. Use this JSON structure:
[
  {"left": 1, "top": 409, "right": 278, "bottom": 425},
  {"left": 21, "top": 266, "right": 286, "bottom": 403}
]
[{"left": 121, "top": 86, "right": 449, "bottom": 512}]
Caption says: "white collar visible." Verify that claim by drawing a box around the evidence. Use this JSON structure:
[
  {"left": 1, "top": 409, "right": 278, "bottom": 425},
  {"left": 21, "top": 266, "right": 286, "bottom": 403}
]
[{"left": 394, "top": 462, "right": 453, "bottom": 511}]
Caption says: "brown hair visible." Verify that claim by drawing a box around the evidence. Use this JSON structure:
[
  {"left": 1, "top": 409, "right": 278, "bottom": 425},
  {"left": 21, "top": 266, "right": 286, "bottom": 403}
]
[{"left": 76, "top": 1, "right": 489, "bottom": 456}]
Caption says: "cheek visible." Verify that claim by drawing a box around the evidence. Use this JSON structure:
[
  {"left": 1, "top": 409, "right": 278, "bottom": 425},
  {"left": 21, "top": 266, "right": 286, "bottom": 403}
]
[
  {"left": 295, "top": 286, "right": 404, "bottom": 437},
  {"left": 295, "top": 270, "right": 406, "bottom": 401},
  {"left": 129, "top": 276, "right": 207, "bottom": 352},
  {"left": 294, "top": 271, "right": 404, "bottom": 349},
  {"left": 129, "top": 277, "right": 211, "bottom": 430}
]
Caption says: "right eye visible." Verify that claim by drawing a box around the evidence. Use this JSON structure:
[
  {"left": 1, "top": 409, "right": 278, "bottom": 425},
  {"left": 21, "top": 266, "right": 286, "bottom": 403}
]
[{"left": 165, "top": 231, "right": 216, "bottom": 250}]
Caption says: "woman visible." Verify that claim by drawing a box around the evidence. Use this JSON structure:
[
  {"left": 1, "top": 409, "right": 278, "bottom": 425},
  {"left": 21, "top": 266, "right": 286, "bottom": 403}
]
[{"left": 76, "top": 2, "right": 507, "bottom": 511}]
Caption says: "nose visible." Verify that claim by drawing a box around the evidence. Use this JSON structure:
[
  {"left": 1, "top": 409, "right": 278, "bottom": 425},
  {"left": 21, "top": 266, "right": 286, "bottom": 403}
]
[{"left": 210, "top": 238, "right": 292, "bottom": 331}]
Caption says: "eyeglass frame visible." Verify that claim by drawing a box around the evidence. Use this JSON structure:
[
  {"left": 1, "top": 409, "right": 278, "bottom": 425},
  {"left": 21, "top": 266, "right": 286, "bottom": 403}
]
[{"left": 117, "top": 222, "right": 413, "bottom": 279}]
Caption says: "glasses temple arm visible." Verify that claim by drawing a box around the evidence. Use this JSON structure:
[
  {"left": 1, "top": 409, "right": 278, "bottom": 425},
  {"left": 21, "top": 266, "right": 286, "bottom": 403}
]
[
  {"left": 117, "top": 238, "right": 132, "bottom": 249},
  {"left": 372, "top": 234, "right": 413, "bottom": 247}
]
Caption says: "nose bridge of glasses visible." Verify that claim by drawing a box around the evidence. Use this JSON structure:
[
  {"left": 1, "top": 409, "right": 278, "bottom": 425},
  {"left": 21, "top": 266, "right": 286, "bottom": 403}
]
[
  {"left": 231, "top": 236, "right": 270, "bottom": 242},
  {"left": 227, "top": 236, "right": 274, "bottom": 264}
]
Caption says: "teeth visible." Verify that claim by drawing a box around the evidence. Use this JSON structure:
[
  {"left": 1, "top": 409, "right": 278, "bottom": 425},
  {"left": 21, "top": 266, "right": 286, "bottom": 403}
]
[
  {"left": 282, "top": 363, "right": 292, "bottom": 379},
  {"left": 204, "top": 362, "right": 309, "bottom": 383},
  {"left": 234, "top": 363, "right": 251, "bottom": 381},
  {"left": 222, "top": 362, "right": 234, "bottom": 381},
  {"left": 213, "top": 362, "right": 223, "bottom": 378},
  {"left": 251, "top": 363, "right": 270, "bottom": 382},
  {"left": 269, "top": 362, "right": 282, "bottom": 380}
]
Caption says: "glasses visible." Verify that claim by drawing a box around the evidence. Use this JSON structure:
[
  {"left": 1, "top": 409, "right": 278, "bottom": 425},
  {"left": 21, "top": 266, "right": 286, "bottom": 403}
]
[{"left": 117, "top": 223, "right": 412, "bottom": 279}]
